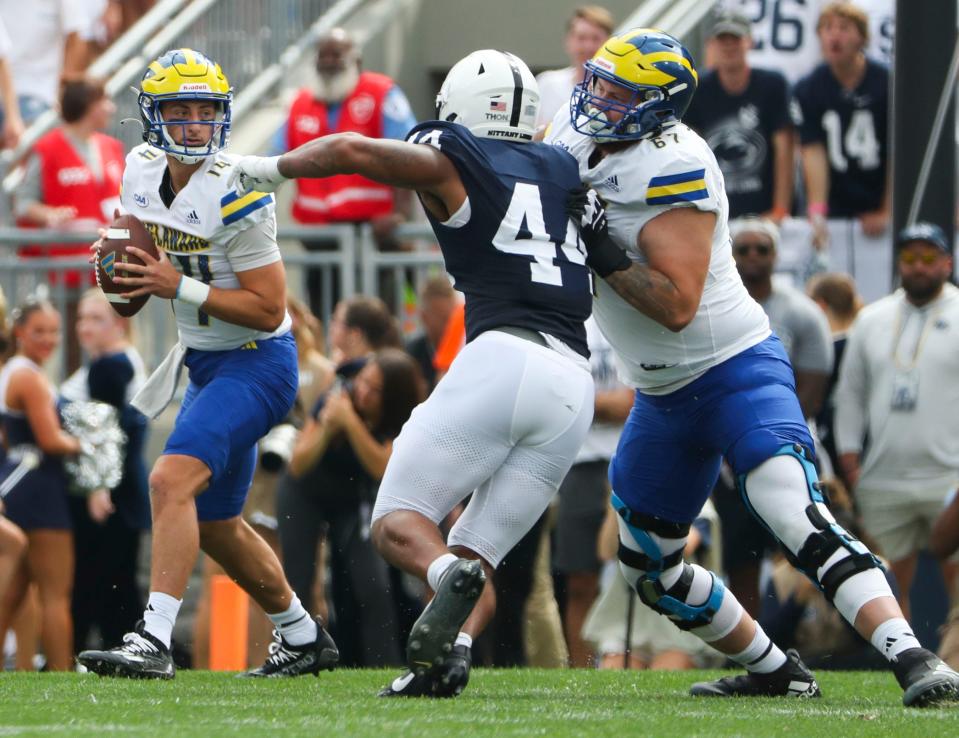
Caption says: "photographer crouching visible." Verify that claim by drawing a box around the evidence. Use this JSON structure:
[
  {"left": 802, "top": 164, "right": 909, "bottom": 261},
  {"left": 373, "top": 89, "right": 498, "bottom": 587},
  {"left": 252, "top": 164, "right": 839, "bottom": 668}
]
[{"left": 278, "top": 342, "right": 424, "bottom": 667}]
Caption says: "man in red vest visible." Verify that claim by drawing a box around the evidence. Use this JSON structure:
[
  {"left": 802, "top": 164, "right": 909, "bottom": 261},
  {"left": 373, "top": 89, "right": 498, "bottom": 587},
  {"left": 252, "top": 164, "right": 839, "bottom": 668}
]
[
  {"left": 15, "top": 76, "right": 124, "bottom": 369},
  {"left": 280, "top": 27, "right": 417, "bottom": 316}
]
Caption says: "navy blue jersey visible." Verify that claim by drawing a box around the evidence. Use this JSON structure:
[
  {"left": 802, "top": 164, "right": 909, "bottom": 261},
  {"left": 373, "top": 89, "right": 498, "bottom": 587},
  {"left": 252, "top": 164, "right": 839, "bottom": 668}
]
[
  {"left": 407, "top": 121, "right": 591, "bottom": 358},
  {"left": 684, "top": 68, "right": 791, "bottom": 218},
  {"left": 793, "top": 60, "right": 889, "bottom": 217}
]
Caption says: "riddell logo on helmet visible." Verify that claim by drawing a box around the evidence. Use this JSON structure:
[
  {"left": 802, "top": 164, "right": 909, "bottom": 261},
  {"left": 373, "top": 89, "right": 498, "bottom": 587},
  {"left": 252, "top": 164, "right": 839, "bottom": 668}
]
[
  {"left": 593, "top": 57, "right": 615, "bottom": 73},
  {"left": 179, "top": 83, "right": 211, "bottom": 92}
]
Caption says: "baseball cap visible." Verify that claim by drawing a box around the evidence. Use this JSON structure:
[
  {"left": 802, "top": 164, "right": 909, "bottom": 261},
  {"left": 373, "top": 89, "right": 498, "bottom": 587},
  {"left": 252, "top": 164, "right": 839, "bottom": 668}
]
[
  {"left": 710, "top": 10, "right": 751, "bottom": 38},
  {"left": 896, "top": 222, "right": 949, "bottom": 253}
]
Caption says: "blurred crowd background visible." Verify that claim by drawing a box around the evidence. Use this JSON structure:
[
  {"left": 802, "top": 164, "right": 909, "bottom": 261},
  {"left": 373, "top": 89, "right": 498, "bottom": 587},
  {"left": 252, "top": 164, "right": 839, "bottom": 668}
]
[{"left": 2, "top": 0, "right": 959, "bottom": 676}]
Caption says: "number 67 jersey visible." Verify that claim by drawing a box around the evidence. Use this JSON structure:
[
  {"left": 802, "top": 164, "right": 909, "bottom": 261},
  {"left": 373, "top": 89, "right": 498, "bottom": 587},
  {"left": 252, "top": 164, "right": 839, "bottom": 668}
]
[
  {"left": 407, "top": 121, "right": 592, "bottom": 360},
  {"left": 120, "top": 143, "right": 290, "bottom": 350},
  {"left": 546, "top": 114, "right": 771, "bottom": 393}
]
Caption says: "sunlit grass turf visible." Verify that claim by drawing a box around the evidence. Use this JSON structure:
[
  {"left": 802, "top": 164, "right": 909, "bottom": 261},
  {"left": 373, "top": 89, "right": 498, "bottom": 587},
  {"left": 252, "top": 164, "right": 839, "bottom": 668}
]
[{"left": 0, "top": 668, "right": 957, "bottom": 737}]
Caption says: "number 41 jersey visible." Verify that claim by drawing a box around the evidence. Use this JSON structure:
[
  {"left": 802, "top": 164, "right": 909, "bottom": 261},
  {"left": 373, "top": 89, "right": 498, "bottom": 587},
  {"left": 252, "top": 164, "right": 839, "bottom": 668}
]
[{"left": 407, "top": 121, "right": 592, "bottom": 359}]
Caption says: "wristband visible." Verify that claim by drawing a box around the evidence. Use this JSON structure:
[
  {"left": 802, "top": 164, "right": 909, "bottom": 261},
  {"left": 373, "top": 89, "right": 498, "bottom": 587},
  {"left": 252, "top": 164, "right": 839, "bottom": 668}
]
[
  {"left": 176, "top": 275, "right": 210, "bottom": 307},
  {"left": 807, "top": 202, "right": 828, "bottom": 218},
  {"left": 255, "top": 155, "right": 283, "bottom": 182},
  {"left": 586, "top": 234, "right": 632, "bottom": 278}
]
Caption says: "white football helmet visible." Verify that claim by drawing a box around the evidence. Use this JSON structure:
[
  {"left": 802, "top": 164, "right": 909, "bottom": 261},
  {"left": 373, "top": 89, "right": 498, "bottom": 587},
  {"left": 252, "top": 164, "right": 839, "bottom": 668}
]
[{"left": 435, "top": 50, "right": 540, "bottom": 142}]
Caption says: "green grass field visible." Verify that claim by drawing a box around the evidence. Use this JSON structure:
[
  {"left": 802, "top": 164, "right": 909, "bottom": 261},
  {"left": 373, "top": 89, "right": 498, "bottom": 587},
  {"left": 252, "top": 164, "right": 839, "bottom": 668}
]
[{"left": 1, "top": 668, "right": 957, "bottom": 737}]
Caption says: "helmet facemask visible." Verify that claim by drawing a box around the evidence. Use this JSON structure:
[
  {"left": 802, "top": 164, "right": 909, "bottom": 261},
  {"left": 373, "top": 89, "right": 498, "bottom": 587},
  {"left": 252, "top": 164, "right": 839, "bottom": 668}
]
[
  {"left": 139, "top": 92, "right": 232, "bottom": 164},
  {"left": 571, "top": 64, "right": 676, "bottom": 142},
  {"left": 138, "top": 49, "right": 233, "bottom": 164},
  {"left": 570, "top": 29, "right": 698, "bottom": 143}
]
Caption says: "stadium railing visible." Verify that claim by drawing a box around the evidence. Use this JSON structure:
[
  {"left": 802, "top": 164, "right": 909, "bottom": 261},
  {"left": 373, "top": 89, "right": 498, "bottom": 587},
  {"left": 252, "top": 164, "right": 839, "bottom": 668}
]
[
  {"left": 0, "top": 222, "right": 445, "bottom": 378},
  {"left": 0, "top": 0, "right": 345, "bottom": 204}
]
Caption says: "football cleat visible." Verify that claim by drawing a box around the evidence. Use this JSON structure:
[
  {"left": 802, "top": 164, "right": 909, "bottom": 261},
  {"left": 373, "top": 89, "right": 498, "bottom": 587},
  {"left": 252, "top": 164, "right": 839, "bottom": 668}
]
[
  {"left": 77, "top": 620, "right": 175, "bottom": 679},
  {"left": 378, "top": 669, "right": 441, "bottom": 698},
  {"left": 893, "top": 647, "right": 959, "bottom": 707},
  {"left": 434, "top": 644, "right": 471, "bottom": 697},
  {"left": 240, "top": 617, "right": 339, "bottom": 677},
  {"left": 378, "top": 645, "right": 473, "bottom": 698},
  {"left": 407, "top": 558, "right": 485, "bottom": 675},
  {"left": 690, "top": 649, "right": 821, "bottom": 698}
]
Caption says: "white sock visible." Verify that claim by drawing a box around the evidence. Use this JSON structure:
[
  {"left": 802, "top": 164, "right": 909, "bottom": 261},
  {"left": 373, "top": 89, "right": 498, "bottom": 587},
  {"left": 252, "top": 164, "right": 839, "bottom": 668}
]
[
  {"left": 426, "top": 553, "right": 460, "bottom": 592},
  {"left": 870, "top": 617, "right": 920, "bottom": 662},
  {"left": 143, "top": 592, "right": 181, "bottom": 649},
  {"left": 268, "top": 594, "right": 317, "bottom": 647},
  {"left": 455, "top": 632, "right": 472, "bottom": 649},
  {"left": 730, "top": 625, "right": 787, "bottom": 674}
]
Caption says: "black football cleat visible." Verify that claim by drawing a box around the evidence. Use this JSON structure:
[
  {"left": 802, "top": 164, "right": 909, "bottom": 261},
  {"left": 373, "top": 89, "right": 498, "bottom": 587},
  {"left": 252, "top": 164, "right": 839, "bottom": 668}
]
[
  {"left": 407, "top": 558, "right": 485, "bottom": 675},
  {"left": 690, "top": 649, "right": 821, "bottom": 698},
  {"left": 893, "top": 647, "right": 959, "bottom": 707},
  {"left": 379, "top": 645, "right": 473, "bottom": 698},
  {"left": 378, "top": 669, "right": 441, "bottom": 698},
  {"left": 77, "top": 620, "right": 175, "bottom": 679},
  {"left": 240, "top": 617, "right": 339, "bottom": 677},
  {"left": 434, "top": 644, "right": 471, "bottom": 697}
]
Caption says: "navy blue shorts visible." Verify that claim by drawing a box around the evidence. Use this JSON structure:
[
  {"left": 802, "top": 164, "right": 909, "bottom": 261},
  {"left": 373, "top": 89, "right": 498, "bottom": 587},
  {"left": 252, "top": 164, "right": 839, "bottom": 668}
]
[
  {"left": 1, "top": 461, "right": 71, "bottom": 530},
  {"left": 610, "top": 336, "right": 813, "bottom": 524},
  {"left": 163, "top": 333, "right": 298, "bottom": 522}
]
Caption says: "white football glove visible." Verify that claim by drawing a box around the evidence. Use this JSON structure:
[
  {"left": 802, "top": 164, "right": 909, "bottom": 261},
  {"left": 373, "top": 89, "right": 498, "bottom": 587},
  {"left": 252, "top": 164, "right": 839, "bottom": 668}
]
[{"left": 229, "top": 155, "right": 285, "bottom": 195}]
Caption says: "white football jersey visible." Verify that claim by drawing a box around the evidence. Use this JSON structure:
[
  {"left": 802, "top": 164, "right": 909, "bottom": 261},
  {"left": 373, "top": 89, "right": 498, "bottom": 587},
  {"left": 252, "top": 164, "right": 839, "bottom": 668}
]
[
  {"left": 717, "top": 0, "right": 823, "bottom": 84},
  {"left": 718, "top": 0, "right": 894, "bottom": 82},
  {"left": 121, "top": 144, "right": 291, "bottom": 351},
  {"left": 546, "top": 113, "right": 770, "bottom": 394}
]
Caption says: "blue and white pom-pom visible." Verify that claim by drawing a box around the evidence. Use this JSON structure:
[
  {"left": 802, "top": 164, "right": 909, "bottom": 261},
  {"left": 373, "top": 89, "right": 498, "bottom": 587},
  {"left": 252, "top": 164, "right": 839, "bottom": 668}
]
[{"left": 61, "top": 401, "right": 126, "bottom": 494}]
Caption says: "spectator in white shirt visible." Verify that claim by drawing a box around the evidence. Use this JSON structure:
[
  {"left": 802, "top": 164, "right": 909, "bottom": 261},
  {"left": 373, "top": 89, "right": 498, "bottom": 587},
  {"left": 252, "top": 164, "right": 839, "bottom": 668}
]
[
  {"left": 0, "top": 0, "right": 84, "bottom": 123},
  {"left": 535, "top": 5, "right": 613, "bottom": 128},
  {"left": 0, "top": 17, "right": 23, "bottom": 149}
]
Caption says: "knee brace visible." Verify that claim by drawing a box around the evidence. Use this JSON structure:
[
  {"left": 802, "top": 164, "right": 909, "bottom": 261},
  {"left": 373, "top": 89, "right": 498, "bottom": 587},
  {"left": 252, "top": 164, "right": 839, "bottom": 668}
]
[
  {"left": 612, "top": 493, "right": 729, "bottom": 633},
  {"left": 740, "top": 444, "right": 882, "bottom": 603}
]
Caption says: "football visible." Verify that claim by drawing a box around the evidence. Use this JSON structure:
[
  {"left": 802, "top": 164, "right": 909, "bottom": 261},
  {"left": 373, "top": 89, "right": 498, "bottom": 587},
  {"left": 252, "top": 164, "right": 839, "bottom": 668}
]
[{"left": 95, "top": 213, "right": 158, "bottom": 317}]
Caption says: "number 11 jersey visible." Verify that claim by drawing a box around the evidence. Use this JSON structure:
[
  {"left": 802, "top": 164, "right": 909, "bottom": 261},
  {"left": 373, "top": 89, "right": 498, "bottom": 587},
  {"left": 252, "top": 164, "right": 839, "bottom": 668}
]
[
  {"left": 121, "top": 143, "right": 291, "bottom": 351},
  {"left": 407, "top": 121, "right": 591, "bottom": 359}
]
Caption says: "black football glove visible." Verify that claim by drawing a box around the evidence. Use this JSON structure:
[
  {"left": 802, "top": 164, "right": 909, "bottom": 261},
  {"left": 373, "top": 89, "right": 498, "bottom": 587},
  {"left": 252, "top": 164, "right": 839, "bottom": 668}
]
[{"left": 565, "top": 186, "right": 632, "bottom": 278}]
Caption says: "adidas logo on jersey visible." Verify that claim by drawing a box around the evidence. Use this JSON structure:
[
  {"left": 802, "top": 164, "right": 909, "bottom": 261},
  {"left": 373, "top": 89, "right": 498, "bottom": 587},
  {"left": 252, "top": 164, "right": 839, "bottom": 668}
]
[
  {"left": 186, "top": 209, "right": 201, "bottom": 225},
  {"left": 601, "top": 174, "right": 620, "bottom": 192}
]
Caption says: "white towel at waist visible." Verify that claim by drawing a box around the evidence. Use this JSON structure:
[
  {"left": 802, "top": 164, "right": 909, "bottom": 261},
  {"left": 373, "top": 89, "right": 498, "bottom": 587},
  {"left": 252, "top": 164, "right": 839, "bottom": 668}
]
[{"left": 131, "top": 343, "right": 187, "bottom": 420}]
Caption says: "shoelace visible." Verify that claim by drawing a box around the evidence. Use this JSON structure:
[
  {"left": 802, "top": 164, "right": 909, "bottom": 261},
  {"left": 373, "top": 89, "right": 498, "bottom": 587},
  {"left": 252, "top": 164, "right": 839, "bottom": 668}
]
[
  {"left": 265, "top": 633, "right": 298, "bottom": 665},
  {"left": 120, "top": 632, "right": 160, "bottom": 655}
]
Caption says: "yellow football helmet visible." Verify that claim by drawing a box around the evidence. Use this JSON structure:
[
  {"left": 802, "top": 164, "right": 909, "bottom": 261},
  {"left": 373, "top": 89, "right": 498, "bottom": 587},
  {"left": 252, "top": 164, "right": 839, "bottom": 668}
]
[
  {"left": 138, "top": 48, "right": 232, "bottom": 163},
  {"left": 571, "top": 28, "right": 698, "bottom": 142}
]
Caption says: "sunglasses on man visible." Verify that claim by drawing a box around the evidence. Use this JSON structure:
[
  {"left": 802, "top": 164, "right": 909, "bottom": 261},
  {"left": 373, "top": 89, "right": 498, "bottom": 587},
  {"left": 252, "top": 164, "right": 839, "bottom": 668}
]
[{"left": 898, "top": 250, "right": 943, "bottom": 266}]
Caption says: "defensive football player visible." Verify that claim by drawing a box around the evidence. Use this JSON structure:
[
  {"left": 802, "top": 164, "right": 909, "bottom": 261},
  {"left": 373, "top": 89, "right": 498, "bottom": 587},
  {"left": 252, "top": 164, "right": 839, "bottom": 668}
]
[{"left": 233, "top": 49, "right": 595, "bottom": 697}]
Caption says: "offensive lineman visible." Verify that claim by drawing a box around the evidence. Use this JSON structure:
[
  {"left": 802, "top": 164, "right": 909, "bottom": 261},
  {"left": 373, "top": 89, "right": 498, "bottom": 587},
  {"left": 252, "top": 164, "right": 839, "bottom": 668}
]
[
  {"left": 78, "top": 49, "right": 338, "bottom": 678},
  {"left": 232, "top": 49, "right": 595, "bottom": 697},
  {"left": 549, "top": 29, "right": 959, "bottom": 707}
]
